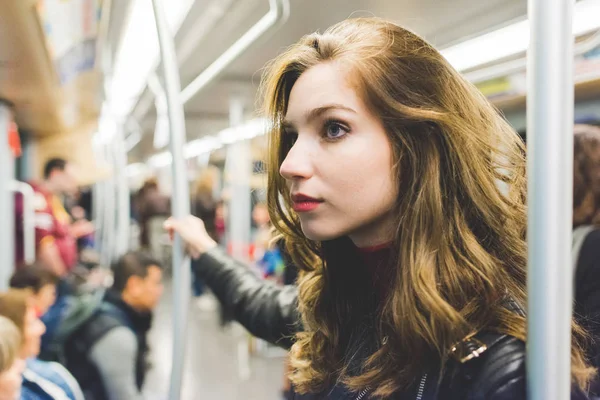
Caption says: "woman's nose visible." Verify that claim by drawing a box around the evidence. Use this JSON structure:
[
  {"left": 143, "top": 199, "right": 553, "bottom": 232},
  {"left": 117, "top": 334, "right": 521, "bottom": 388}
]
[{"left": 279, "top": 140, "right": 314, "bottom": 181}]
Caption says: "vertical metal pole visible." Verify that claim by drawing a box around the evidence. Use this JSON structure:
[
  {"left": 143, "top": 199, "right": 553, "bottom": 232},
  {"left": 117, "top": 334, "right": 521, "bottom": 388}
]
[
  {"left": 527, "top": 1, "right": 574, "bottom": 399},
  {"left": 102, "top": 143, "right": 116, "bottom": 265},
  {"left": 115, "top": 125, "right": 130, "bottom": 257},
  {"left": 0, "top": 102, "right": 14, "bottom": 290},
  {"left": 93, "top": 180, "right": 104, "bottom": 254},
  {"left": 151, "top": 1, "right": 191, "bottom": 399},
  {"left": 226, "top": 96, "right": 252, "bottom": 260},
  {"left": 92, "top": 139, "right": 106, "bottom": 258},
  {"left": 226, "top": 96, "right": 253, "bottom": 380}
]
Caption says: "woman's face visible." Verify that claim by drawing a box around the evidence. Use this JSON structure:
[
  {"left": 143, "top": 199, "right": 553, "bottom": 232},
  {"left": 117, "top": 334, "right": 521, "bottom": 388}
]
[
  {"left": 0, "top": 358, "right": 24, "bottom": 400},
  {"left": 21, "top": 307, "right": 46, "bottom": 358},
  {"left": 280, "top": 62, "right": 398, "bottom": 247}
]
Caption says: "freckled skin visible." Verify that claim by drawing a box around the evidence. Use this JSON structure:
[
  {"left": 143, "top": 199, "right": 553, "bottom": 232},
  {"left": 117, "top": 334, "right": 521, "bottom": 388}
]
[{"left": 280, "top": 62, "right": 397, "bottom": 247}]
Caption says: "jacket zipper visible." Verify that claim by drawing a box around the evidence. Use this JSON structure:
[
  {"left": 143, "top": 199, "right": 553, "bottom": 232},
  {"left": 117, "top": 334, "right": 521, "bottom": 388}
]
[
  {"left": 355, "top": 387, "right": 370, "bottom": 400},
  {"left": 354, "top": 372, "right": 428, "bottom": 400},
  {"left": 415, "top": 373, "right": 428, "bottom": 400}
]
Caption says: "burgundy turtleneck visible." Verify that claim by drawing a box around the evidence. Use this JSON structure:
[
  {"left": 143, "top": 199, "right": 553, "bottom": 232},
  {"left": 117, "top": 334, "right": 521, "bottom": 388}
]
[{"left": 356, "top": 242, "right": 394, "bottom": 297}]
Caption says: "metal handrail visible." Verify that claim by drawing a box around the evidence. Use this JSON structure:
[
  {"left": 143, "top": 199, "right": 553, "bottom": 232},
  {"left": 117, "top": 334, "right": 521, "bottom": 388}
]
[
  {"left": 8, "top": 180, "right": 35, "bottom": 264},
  {"left": 181, "top": 0, "right": 290, "bottom": 105}
]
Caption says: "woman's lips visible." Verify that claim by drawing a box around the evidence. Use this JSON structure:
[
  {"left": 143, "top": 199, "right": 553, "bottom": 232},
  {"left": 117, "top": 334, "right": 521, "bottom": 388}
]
[{"left": 291, "top": 194, "right": 323, "bottom": 212}]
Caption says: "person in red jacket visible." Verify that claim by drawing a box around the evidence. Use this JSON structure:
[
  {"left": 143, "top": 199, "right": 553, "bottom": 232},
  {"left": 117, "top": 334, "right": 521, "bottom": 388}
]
[{"left": 15, "top": 158, "right": 93, "bottom": 277}]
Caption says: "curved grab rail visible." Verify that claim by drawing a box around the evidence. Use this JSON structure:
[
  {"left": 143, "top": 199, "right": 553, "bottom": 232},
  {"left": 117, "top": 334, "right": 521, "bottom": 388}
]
[
  {"left": 8, "top": 180, "right": 35, "bottom": 265},
  {"left": 181, "top": 0, "right": 290, "bottom": 105}
]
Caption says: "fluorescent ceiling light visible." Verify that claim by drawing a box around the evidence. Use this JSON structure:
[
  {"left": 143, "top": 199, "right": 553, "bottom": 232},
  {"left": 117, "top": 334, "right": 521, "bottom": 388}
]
[
  {"left": 148, "top": 152, "right": 173, "bottom": 168},
  {"left": 108, "top": 0, "right": 194, "bottom": 117},
  {"left": 94, "top": 105, "right": 118, "bottom": 145},
  {"left": 126, "top": 163, "right": 149, "bottom": 177},
  {"left": 441, "top": 0, "right": 600, "bottom": 72},
  {"left": 146, "top": 118, "right": 269, "bottom": 168},
  {"left": 219, "top": 118, "right": 269, "bottom": 144},
  {"left": 184, "top": 136, "right": 223, "bottom": 158}
]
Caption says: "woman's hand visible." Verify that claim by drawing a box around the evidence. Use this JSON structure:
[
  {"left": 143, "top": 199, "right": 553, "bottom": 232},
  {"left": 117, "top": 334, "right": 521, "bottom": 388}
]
[{"left": 164, "top": 216, "right": 217, "bottom": 259}]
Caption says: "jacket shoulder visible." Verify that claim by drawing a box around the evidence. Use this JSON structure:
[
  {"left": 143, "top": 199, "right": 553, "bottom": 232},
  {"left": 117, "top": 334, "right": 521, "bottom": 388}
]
[{"left": 442, "top": 333, "right": 526, "bottom": 400}]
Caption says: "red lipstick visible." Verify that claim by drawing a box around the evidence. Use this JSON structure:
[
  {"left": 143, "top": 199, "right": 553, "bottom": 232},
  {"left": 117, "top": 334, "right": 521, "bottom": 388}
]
[{"left": 291, "top": 193, "right": 323, "bottom": 212}]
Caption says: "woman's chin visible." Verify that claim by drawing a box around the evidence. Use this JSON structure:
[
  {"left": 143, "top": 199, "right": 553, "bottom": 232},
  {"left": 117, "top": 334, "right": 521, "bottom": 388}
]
[{"left": 300, "top": 223, "right": 344, "bottom": 242}]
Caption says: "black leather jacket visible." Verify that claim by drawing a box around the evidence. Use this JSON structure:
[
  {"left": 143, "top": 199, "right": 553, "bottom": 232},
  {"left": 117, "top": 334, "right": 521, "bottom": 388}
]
[{"left": 195, "top": 248, "right": 591, "bottom": 400}]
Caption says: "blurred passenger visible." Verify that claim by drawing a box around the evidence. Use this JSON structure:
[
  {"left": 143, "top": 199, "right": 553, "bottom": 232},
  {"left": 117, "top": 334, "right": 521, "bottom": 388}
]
[
  {"left": 0, "top": 289, "right": 83, "bottom": 400},
  {"left": 9, "top": 264, "right": 60, "bottom": 353},
  {"left": 9, "top": 264, "right": 58, "bottom": 317},
  {"left": 252, "top": 202, "right": 271, "bottom": 259},
  {"left": 15, "top": 158, "right": 93, "bottom": 277},
  {"left": 214, "top": 200, "right": 226, "bottom": 244},
  {"left": 573, "top": 124, "right": 600, "bottom": 388},
  {"left": 192, "top": 168, "right": 219, "bottom": 240},
  {"left": 166, "top": 18, "right": 595, "bottom": 399},
  {"left": 191, "top": 170, "right": 219, "bottom": 310},
  {"left": 0, "top": 316, "right": 25, "bottom": 400},
  {"left": 64, "top": 252, "right": 163, "bottom": 400},
  {"left": 137, "top": 178, "right": 170, "bottom": 263}
]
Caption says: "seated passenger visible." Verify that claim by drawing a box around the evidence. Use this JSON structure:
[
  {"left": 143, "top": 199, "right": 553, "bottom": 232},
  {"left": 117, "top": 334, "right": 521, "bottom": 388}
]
[
  {"left": 10, "top": 264, "right": 58, "bottom": 316},
  {"left": 0, "top": 315, "right": 25, "bottom": 400},
  {"left": 9, "top": 263, "right": 61, "bottom": 353},
  {"left": 65, "top": 252, "right": 163, "bottom": 400},
  {"left": 0, "top": 289, "right": 83, "bottom": 400},
  {"left": 165, "top": 17, "right": 596, "bottom": 399}
]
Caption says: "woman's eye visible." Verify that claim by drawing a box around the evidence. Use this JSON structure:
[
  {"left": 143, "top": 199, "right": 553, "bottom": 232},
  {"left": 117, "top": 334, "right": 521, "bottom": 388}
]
[{"left": 324, "top": 121, "right": 348, "bottom": 140}]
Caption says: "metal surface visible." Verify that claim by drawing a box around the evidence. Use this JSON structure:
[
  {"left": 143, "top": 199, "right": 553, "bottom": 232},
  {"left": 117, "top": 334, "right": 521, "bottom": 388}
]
[
  {"left": 101, "top": 143, "right": 116, "bottom": 266},
  {"left": 115, "top": 125, "right": 130, "bottom": 257},
  {"left": 526, "top": 0, "right": 575, "bottom": 399},
  {"left": 0, "top": 102, "right": 14, "bottom": 290},
  {"left": 8, "top": 180, "right": 35, "bottom": 264},
  {"left": 180, "top": 0, "right": 290, "bottom": 105},
  {"left": 151, "top": 0, "right": 192, "bottom": 399},
  {"left": 225, "top": 96, "right": 252, "bottom": 381}
]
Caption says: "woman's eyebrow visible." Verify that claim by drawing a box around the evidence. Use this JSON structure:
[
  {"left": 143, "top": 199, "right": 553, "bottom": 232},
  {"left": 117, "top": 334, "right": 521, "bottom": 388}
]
[{"left": 283, "top": 104, "right": 357, "bottom": 128}]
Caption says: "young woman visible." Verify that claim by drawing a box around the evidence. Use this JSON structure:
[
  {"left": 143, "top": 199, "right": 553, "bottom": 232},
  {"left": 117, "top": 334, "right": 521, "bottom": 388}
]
[
  {"left": 0, "top": 316, "right": 24, "bottom": 400},
  {"left": 166, "top": 18, "right": 595, "bottom": 399},
  {"left": 0, "top": 290, "right": 83, "bottom": 400}
]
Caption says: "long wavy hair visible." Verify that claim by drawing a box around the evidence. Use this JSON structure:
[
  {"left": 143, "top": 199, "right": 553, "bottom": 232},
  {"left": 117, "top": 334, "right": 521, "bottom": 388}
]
[
  {"left": 260, "top": 18, "right": 594, "bottom": 396},
  {"left": 574, "top": 124, "right": 600, "bottom": 227}
]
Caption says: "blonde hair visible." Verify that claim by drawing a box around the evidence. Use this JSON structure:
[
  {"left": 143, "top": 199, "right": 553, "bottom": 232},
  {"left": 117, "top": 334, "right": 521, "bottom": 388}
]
[
  {"left": 261, "top": 17, "right": 594, "bottom": 396},
  {"left": 0, "top": 289, "right": 32, "bottom": 337},
  {"left": 194, "top": 167, "right": 218, "bottom": 198},
  {"left": 0, "top": 315, "right": 22, "bottom": 373}
]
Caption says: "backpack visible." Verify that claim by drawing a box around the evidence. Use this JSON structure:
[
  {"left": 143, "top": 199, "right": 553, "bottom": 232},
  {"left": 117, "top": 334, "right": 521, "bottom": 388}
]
[{"left": 39, "top": 289, "right": 132, "bottom": 376}]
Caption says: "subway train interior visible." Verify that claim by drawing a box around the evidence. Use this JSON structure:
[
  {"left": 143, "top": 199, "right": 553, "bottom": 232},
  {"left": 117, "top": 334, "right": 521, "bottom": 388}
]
[{"left": 1, "top": 0, "right": 600, "bottom": 399}]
